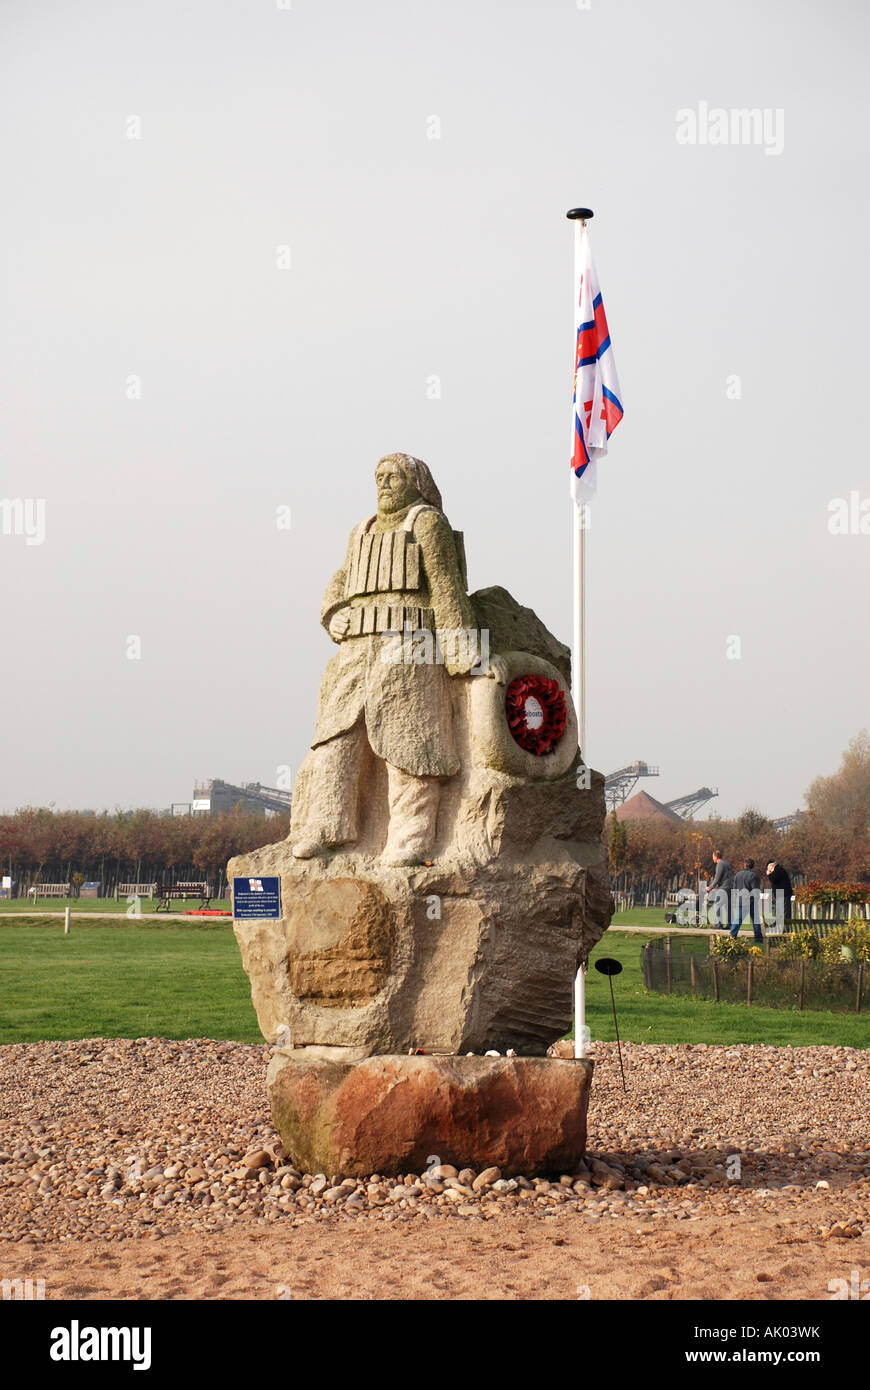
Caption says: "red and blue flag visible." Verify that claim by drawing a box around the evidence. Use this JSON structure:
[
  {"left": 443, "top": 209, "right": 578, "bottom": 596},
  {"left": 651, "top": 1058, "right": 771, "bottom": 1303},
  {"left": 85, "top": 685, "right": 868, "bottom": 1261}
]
[{"left": 572, "top": 226, "right": 623, "bottom": 504}]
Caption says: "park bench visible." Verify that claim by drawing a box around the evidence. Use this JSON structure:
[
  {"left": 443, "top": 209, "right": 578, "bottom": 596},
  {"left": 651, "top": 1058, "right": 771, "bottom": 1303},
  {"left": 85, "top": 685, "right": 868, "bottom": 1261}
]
[
  {"left": 115, "top": 883, "right": 158, "bottom": 901},
  {"left": 153, "top": 882, "right": 212, "bottom": 912},
  {"left": 27, "top": 883, "right": 71, "bottom": 901}
]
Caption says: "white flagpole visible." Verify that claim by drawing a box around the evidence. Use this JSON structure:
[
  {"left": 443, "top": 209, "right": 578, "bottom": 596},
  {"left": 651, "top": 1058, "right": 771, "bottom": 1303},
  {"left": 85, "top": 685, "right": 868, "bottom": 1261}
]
[
  {"left": 567, "top": 208, "right": 593, "bottom": 751},
  {"left": 567, "top": 206, "right": 593, "bottom": 1061},
  {"left": 573, "top": 483, "right": 586, "bottom": 753}
]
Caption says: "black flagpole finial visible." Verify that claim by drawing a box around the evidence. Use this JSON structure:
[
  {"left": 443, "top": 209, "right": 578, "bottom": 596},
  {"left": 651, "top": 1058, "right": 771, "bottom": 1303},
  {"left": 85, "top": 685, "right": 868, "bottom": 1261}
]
[{"left": 566, "top": 207, "right": 594, "bottom": 221}]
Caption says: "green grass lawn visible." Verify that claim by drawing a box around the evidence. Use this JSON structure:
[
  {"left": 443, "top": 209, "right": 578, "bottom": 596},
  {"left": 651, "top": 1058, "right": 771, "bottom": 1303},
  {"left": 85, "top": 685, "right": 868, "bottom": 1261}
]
[
  {"left": 0, "top": 920, "right": 866, "bottom": 1048},
  {"left": 611, "top": 906, "right": 672, "bottom": 928},
  {"left": 0, "top": 919, "right": 260, "bottom": 1044}
]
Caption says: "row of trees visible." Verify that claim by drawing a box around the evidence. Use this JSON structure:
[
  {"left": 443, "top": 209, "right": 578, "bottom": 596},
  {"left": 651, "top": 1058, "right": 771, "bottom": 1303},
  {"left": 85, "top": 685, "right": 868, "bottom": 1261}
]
[
  {"left": 609, "top": 802, "right": 870, "bottom": 898},
  {"left": 0, "top": 807, "right": 291, "bottom": 897},
  {"left": 609, "top": 809, "right": 870, "bottom": 892}
]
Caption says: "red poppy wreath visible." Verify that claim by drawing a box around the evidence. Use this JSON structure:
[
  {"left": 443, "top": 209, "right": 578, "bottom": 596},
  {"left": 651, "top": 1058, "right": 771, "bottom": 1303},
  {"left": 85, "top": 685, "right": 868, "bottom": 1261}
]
[{"left": 504, "top": 675, "right": 567, "bottom": 756}]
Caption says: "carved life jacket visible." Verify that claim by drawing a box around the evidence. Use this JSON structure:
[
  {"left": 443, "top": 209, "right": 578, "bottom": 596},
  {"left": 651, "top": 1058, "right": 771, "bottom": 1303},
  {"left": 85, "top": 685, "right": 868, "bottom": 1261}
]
[{"left": 343, "top": 505, "right": 467, "bottom": 637}]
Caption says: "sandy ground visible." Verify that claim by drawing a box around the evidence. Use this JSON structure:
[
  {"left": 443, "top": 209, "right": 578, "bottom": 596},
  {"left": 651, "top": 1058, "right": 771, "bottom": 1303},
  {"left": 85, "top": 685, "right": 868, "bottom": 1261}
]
[{"left": 4, "top": 1208, "right": 869, "bottom": 1301}]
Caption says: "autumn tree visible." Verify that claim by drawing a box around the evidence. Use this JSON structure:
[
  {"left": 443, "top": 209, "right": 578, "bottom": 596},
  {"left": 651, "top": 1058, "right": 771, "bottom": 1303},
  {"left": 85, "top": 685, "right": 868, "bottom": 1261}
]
[
  {"left": 736, "top": 807, "right": 773, "bottom": 838},
  {"left": 607, "top": 812, "right": 628, "bottom": 873},
  {"left": 806, "top": 730, "right": 870, "bottom": 834}
]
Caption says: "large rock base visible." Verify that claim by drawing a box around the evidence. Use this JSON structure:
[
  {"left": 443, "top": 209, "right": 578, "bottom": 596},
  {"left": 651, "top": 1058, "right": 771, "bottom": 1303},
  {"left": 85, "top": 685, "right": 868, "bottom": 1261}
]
[
  {"left": 267, "top": 1052, "right": 593, "bottom": 1179},
  {"left": 230, "top": 767, "right": 611, "bottom": 1058}
]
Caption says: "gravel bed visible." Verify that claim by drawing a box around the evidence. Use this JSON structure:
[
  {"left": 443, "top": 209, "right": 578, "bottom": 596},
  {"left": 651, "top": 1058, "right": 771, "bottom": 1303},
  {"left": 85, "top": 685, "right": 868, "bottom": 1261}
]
[{"left": 1, "top": 1040, "right": 867, "bottom": 1245}]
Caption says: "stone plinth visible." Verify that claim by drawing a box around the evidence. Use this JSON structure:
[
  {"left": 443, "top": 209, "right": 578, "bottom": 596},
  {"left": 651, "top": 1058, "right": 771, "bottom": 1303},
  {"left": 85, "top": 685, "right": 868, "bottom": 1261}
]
[{"left": 267, "top": 1052, "right": 593, "bottom": 1179}]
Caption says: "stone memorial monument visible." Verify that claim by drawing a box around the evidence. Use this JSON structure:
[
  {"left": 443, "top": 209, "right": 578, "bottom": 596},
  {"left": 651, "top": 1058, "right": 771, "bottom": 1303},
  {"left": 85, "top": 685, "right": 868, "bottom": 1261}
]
[{"left": 229, "top": 453, "right": 611, "bottom": 1176}]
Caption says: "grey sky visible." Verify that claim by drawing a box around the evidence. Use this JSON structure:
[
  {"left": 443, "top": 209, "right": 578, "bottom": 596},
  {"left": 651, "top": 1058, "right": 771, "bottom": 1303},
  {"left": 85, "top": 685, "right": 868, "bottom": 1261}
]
[{"left": 1, "top": 0, "right": 868, "bottom": 819}]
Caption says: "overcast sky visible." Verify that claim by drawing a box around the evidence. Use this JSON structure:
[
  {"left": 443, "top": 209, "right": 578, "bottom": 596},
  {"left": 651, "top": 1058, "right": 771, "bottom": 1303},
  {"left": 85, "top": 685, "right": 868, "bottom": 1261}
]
[{"left": 2, "top": 0, "right": 868, "bottom": 819}]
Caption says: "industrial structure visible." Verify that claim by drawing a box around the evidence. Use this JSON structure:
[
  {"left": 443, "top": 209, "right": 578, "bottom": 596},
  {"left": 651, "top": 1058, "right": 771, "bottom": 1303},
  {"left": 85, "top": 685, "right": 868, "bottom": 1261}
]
[
  {"left": 604, "top": 761, "right": 660, "bottom": 810},
  {"left": 663, "top": 787, "right": 719, "bottom": 819},
  {"left": 171, "top": 779, "right": 292, "bottom": 818},
  {"left": 604, "top": 761, "right": 718, "bottom": 819}
]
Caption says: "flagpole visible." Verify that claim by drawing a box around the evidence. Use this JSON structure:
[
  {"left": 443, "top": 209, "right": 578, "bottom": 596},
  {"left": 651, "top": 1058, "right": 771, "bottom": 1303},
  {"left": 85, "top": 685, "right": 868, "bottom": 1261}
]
[
  {"left": 566, "top": 207, "right": 593, "bottom": 752},
  {"left": 567, "top": 205, "right": 593, "bottom": 1061}
]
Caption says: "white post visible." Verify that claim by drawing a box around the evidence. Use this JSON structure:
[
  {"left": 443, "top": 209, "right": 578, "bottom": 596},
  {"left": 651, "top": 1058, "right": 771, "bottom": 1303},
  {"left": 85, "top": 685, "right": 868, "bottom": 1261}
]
[
  {"left": 573, "top": 504, "right": 587, "bottom": 754},
  {"left": 64, "top": 905, "right": 70, "bottom": 935},
  {"left": 574, "top": 964, "right": 586, "bottom": 1059}
]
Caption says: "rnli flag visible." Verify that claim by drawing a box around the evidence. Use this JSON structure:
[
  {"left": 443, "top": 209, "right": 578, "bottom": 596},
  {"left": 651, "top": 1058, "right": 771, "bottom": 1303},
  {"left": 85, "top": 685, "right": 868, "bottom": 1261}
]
[{"left": 571, "top": 224, "right": 623, "bottom": 505}]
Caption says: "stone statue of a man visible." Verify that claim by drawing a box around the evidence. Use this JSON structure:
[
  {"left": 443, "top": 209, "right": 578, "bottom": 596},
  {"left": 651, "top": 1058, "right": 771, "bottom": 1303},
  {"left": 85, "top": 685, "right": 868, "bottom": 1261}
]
[{"left": 291, "top": 453, "right": 504, "bottom": 866}]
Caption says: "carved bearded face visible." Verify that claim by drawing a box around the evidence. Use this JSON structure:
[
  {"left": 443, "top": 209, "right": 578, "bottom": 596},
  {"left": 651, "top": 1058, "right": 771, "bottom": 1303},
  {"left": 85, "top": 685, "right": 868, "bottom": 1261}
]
[{"left": 375, "top": 455, "right": 421, "bottom": 515}]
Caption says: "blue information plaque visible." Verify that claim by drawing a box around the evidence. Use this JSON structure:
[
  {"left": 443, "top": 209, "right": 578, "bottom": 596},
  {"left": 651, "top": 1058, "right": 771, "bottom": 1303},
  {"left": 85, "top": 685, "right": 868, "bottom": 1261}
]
[{"left": 233, "top": 875, "right": 281, "bottom": 920}]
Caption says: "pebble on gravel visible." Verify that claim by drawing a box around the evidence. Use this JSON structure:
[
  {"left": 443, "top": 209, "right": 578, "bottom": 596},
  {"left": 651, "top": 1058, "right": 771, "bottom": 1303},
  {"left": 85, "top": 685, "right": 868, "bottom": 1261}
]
[{"left": 0, "top": 1039, "right": 867, "bottom": 1244}]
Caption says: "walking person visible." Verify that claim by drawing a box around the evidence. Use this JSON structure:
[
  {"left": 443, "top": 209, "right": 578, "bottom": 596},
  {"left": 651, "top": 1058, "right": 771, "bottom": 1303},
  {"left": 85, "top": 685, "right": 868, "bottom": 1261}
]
[
  {"left": 731, "top": 859, "right": 764, "bottom": 943},
  {"left": 705, "top": 849, "right": 733, "bottom": 930},
  {"left": 766, "top": 861, "right": 794, "bottom": 929}
]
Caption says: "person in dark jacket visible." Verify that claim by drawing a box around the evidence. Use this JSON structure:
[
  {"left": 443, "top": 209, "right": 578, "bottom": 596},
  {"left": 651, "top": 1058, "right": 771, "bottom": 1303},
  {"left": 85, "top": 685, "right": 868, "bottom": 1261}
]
[
  {"left": 731, "top": 859, "right": 764, "bottom": 942},
  {"left": 705, "top": 850, "right": 733, "bottom": 929},
  {"left": 767, "top": 861, "right": 794, "bottom": 928}
]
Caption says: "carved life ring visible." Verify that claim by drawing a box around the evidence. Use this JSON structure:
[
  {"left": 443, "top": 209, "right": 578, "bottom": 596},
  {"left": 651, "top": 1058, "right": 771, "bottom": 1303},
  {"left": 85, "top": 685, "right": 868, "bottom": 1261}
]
[{"left": 504, "top": 675, "right": 567, "bottom": 756}]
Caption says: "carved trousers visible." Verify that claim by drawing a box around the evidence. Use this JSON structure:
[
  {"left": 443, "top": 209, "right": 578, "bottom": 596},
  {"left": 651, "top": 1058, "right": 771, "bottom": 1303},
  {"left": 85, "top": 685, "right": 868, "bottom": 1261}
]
[{"left": 295, "top": 718, "right": 442, "bottom": 859}]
